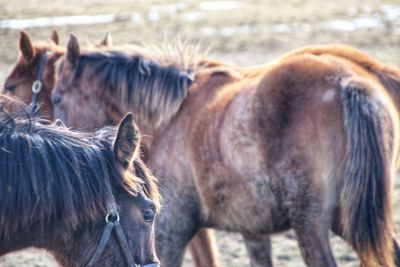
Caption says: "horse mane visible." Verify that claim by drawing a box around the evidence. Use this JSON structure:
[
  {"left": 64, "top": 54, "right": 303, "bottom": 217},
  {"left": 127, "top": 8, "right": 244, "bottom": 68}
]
[
  {"left": 133, "top": 159, "right": 161, "bottom": 211},
  {"left": 71, "top": 43, "right": 204, "bottom": 127},
  {"left": 0, "top": 108, "right": 153, "bottom": 240}
]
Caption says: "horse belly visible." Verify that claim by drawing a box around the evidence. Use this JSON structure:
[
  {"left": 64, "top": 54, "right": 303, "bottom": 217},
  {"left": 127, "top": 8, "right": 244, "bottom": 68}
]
[
  {"left": 199, "top": 125, "right": 278, "bottom": 233},
  {"left": 202, "top": 168, "right": 278, "bottom": 234}
]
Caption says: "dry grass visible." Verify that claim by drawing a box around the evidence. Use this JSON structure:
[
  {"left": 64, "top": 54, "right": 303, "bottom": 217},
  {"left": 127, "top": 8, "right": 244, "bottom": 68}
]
[{"left": 0, "top": 0, "right": 399, "bottom": 266}]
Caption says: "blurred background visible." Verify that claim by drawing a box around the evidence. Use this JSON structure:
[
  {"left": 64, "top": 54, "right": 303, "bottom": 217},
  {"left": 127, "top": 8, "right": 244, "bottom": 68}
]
[{"left": 0, "top": 0, "right": 399, "bottom": 266}]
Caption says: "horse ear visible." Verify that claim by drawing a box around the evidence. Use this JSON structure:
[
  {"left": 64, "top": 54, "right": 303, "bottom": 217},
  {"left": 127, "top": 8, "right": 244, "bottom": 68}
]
[
  {"left": 99, "top": 32, "right": 112, "bottom": 47},
  {"left": 114, "top": 113, "right": 141, "bottom": 169},
  {"left": 19, "top": 31, "right": 35, "bottom": 63},
  {"left": 50, "top": 29, "right": 60, "bottom": 45},
  {"left": 66, "top": 34, "right": 80, "bottom": 67}
]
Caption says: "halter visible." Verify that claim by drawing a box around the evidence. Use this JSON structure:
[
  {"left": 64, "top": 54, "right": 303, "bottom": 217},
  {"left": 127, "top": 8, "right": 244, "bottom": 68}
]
[
  {"left": 86, "top": 200, "right": 159, "bottom": 267},
  {"left": 30, "top": 51, "right": 51, "bottom": 112}
]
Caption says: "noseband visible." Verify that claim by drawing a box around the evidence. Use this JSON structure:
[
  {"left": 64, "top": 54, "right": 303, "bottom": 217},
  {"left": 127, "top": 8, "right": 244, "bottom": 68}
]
[
  {"left": 30, "top": 51, "right": 51, "bottom": 111},
  {"left": 86, "top": 200, "right": 159, "bottom": 267}
]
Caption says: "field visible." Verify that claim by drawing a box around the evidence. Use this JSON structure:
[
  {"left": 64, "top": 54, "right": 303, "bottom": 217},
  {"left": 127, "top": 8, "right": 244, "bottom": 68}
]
[{"left": 0, "top": 0, "right": 400, "bottom": 266}]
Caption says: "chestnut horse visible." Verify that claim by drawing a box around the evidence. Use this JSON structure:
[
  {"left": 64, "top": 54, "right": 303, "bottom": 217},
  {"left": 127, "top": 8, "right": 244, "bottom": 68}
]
[
  {"left": 0, "top": 99, "right": 161, "bottom": 267},
  {"left": 53, "top": 35, "right": 400, "bottom": 267},
  {"left": 2, "top": 30, "right": 64, "bottom": 119},
  {"left": 2, "top": 31, "right": 114, "bottom": 120}
]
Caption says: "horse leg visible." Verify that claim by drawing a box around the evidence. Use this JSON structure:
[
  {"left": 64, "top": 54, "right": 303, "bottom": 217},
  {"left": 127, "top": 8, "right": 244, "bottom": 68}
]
[
  {"left": 394, "top": 238, "right": 400, "bottom": 267},
  {"left": 291, "top": 204, "right": 336, "bottom": 267},
  {"left": 155, "top": 196, "right": 201, "bottom": 267},
  {"left": 243, "top": 234, "right": 273, "bottom": 267},
  {"left": 188, "top": 228, "right": 220, "bottom": 267}
]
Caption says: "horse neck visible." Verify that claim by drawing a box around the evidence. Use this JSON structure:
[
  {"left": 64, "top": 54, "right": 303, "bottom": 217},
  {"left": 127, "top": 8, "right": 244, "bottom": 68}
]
[
  {"left": 28, "top": 221, "right": 106, "bottom": 267},
  {"left": 0, "top": 222, "right": 76, "bottom": 260},
  {"left": 51, "top": 227, "right": 104, "bottom": 267},
  {"left": 40, "top": 90, "right": 54, "bottom": 119}
]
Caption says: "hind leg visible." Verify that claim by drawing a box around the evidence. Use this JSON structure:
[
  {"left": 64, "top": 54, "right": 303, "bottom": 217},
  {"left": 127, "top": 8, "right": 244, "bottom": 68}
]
[
  {"left": 293, "top": 216, "right": 336, "bottom": 267},
  {"left": 289, "top": 199, "right": 337, "bottom": 267},
  {"left": 188, "top": 228, "right": 220, "bottom": 267},
  {"left": 243, "top": 234, "right": 273, "bottom": 267}
]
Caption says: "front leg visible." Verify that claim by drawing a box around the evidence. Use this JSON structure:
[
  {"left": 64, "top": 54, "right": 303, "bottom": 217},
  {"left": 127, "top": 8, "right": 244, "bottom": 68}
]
[
  {"left": 156, "top": 192, "right": 202, "bottom": 267},
  {"left": 188, "top": 228, "right": 220, "bottom": 267},
  {"left": 243, "top": 234, "right": 273, "bottom": 267}
]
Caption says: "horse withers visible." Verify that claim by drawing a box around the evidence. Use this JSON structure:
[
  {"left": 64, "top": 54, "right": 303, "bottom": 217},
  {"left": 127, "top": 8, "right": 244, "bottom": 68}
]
[
  {"left": 0, "top": 98, "right": 161, "bottom": 267},
  {"left": 53, "top": 34, "right": 400, "bottom": 267}
]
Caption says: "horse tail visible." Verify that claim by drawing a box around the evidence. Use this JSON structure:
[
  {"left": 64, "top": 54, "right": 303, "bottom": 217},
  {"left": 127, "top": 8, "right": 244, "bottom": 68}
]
[{"left": 340, "top": 77, "right": 397, "bottom": 267}]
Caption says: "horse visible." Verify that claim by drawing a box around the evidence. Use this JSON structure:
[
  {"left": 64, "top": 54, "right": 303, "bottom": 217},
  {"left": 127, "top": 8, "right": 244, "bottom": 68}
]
[
  {"left": 0, "top": 99, "right": 161, "bottom": 267},
  {"left": 58, "top": 31, "right": 220, "bottom": 267},
  {"left": 2, "top": 30, "right": 114, "bottom": 120},
  {"left": 52, "top": 34, "right": 400, "bottom": 267},
  {"left": 2, "top": 30, "right": 64, "bottom": 119}
]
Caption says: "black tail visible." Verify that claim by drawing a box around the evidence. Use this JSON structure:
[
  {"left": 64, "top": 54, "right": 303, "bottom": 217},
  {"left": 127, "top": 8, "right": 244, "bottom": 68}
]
[{"left": 340, "top": 78, "right": 397, "bottom": 267}]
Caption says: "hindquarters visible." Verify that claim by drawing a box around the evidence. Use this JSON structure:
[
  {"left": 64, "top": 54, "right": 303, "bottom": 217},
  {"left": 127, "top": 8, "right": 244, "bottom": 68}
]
[{"left": 254, "top": 54, "right": 398, "bottom": 266}]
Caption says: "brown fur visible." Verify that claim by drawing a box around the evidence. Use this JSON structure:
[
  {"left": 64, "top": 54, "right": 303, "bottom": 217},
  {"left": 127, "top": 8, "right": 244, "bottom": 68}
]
[
  {"left": 2, "top": 30, "right": 65, "bottom": 119},
  {"left": 2, "top": 31, "right": 116, "bottom": 121},
  {"left": 54, "top": 37, "right": 400, "bottom": 267}
]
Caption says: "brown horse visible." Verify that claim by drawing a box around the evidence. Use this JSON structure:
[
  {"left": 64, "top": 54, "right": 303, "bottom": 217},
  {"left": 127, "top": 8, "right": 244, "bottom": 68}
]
[
  {"left": 0, "top": 99, "right": 161, "bottom": 267},
  {"left": 2, "top": 30, "right": 65, "bottom": 119},
  {"left": 2, "top": 31, "right": 115, "bottom": 121},
  {"left": 53, "top": 34, "right": 400, "bottom": 267},
  {"left": 88, "top": 33, "right": 221, "bottom": 267}
]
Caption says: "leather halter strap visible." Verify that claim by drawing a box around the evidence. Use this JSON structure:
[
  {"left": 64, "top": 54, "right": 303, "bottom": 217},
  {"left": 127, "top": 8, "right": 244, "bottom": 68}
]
[
  {"left": 85, "top": 201, "right": 159, "bottom": 267},
  {"left": 30, "top": 51, "right": 50, "bottom": 111}
]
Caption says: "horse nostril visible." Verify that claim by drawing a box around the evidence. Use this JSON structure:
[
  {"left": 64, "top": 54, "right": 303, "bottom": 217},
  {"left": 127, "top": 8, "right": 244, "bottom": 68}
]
[{"left": 52, "top": 93, "right": 62, "bottom": 105}]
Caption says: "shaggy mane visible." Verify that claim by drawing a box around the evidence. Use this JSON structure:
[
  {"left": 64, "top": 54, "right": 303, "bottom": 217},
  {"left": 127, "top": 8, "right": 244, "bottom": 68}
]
[
  {"left": 70, "top": 43, "right": 205, "bottom": 127},
  {"left": 0, "top": 107, "right": 158, "bottom": 240}
]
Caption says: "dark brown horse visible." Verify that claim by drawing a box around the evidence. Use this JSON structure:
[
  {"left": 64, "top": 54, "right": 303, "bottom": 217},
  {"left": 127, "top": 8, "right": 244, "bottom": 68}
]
[
  {"left": 53, "top": 34, "right": 400, "bottom": 267},
  {"left": 0, "top": 99, "right": 161, "bottom": 267}
]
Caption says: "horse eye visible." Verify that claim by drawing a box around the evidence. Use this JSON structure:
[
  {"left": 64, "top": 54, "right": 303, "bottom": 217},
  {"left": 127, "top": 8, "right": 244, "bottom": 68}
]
[
  {"left": 142, "top": 208, "right": 155, "bottom": 223},
  {"left": 4, "top": 83, "right": 16, "bottom": 92}
]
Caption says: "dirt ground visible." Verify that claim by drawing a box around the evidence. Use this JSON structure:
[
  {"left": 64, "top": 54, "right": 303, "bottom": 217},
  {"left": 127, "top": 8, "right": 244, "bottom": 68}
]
[{"left": 0, "top": 0, "right": 399, "bottom": 266}]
